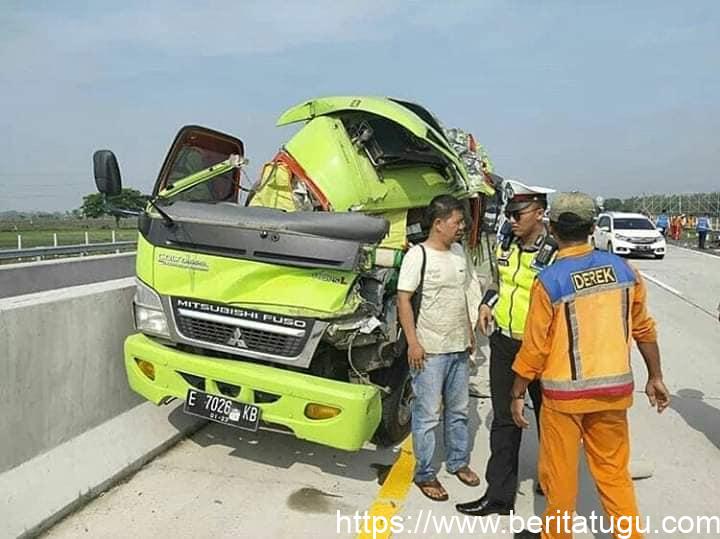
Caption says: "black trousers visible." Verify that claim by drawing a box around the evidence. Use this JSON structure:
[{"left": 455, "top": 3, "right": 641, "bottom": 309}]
[
  {"left": 698, "top": 230, "right": 708, "bottom": 249},
  {"left": 484, "top": 331, "right": 542, "bottom": 505}
]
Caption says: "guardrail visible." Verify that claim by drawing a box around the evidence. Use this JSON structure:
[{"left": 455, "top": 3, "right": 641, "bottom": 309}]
[{"left": 0, "top": 241, "right": 137, "bottom": 261}]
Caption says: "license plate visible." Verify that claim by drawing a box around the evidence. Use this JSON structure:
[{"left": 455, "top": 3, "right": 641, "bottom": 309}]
[
  {"left": 636, "top": 245, "right": 651, "bottom": 251},
  {"left": 183, "top": 388, "right": 261, "bottom": 431}
]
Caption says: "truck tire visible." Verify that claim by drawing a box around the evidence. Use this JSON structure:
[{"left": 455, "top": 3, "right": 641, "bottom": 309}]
[{"left": 371, "top": 358, "right": 413, "bottom": 446}]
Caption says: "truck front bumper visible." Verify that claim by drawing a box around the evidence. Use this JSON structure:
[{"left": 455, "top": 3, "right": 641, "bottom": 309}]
[{"left": 125, "top": 333, "right": 382, "bottom": 451}]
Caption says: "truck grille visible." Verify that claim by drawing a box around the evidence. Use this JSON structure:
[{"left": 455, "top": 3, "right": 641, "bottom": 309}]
[
  {"left": 172, "top": 298, "right": 310, "bottom": 358},
  {"left": 175, "top": 316, "right": 304, "bottom": 356}
]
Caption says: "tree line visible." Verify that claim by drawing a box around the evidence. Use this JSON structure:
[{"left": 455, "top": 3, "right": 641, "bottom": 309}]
[{"left": 79, "top": 189, "right": 147, "bottom": 227}]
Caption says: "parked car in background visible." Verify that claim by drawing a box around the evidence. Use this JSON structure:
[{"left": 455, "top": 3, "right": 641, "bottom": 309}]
[{"left": 592, "top": 212, "right": 666, "bottom": 259}]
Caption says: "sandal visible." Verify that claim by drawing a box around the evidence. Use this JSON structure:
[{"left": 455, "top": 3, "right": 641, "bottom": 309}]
[
  {"left": 415, "top": 478, "right": 449, "bottom": 501},
  {"left": 451, "top": 466, "right": 481, "bottom": 487}
]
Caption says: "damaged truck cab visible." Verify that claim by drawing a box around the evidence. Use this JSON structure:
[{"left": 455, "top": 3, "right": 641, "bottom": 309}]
[{"left": 94, "top": 96, "right": 497, "bottom": 451}]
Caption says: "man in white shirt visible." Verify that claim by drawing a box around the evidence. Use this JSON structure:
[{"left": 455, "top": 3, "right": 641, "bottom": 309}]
[{"left": 397, "top": 194, "right": 481, "bottom": 502}]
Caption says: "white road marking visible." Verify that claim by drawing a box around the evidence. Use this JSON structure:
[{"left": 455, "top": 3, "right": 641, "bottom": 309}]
[
  {"left": 668, "top": 244, "right": 720, "bottom": 260},
  {"left": 639, "top": 271, "right": 682, "bottom": 297},
  {"left": 640, "top": 269, "right": 718, "bottom": 319}
]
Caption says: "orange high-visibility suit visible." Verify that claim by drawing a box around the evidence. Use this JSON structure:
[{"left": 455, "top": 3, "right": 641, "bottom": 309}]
[
  {"left": 513, "top": 244, "right": 657, "bottom": 539},
  {"left": 670, "top": 216, "right": 681, "bottom": 240}
]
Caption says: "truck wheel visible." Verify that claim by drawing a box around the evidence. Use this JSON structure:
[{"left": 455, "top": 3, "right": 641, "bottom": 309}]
[{"left": 371, "top": 360, "right": 413, "bottom": 446}]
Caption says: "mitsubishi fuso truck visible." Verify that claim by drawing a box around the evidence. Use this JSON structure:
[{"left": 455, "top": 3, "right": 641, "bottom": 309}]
[{"left": 93, "top": 96, "right": 498, "bottom": 451}]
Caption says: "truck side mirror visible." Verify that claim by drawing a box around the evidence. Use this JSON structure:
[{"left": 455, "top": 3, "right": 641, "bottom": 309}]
[{"left": 93, "top": 150, "right": 123, "bottom": 196}]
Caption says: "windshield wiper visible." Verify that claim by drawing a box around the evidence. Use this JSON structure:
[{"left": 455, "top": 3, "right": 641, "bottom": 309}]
[
  {"left": 148, "top": 198, "right": 175, "bottom": 227},
  {"left": 158, "top": 154, "right": 248, "bottom": 200}
]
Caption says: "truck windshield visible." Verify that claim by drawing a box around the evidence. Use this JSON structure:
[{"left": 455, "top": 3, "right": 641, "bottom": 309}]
[{"left": 166, "top": 145, "right": 238, "bottom": 203}]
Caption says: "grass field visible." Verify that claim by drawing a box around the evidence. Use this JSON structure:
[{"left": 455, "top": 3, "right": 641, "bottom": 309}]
[
  {"left": 0, "top": 218, "right": 138, "bottom": 250},
  {"left": 0, "top": 229, "right": 138, "bottom": 249}
]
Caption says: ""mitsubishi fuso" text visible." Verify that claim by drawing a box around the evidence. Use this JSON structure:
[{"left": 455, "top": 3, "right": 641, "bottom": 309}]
[{"left": 176, "top": 299, "right": 307, "bottom": 329}]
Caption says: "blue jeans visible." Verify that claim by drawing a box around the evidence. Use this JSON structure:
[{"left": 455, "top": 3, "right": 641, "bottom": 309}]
[{"left": 410, "top": 351, "right": 470, "bottom": 483}]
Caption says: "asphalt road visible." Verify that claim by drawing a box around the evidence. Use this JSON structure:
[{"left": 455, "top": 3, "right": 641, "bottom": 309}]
[{"left": 45, "top": 245, "right": 720, "bottom": 539}]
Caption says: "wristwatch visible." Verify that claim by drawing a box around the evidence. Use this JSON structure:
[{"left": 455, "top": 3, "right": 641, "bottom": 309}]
[{"left": 481, "top": 290, "right": 499, "bottom": 309}]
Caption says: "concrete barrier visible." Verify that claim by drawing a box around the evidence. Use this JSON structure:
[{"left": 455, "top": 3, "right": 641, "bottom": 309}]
[
  {"left": 0, "top": 279, "right": 204, "bottom": 538},
  {"left": 0, "top": 253, "right": 136, "bottom": 299}
]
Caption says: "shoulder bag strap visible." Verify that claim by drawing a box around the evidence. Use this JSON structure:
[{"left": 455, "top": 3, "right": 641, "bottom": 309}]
[{"left": 411, "top": 244, "right": 427, "bottom": 320}]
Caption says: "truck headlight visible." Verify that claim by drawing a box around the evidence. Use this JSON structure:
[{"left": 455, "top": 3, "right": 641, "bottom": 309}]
[{"left": 134, "top": 279, "right": 170, "bottom": 337}]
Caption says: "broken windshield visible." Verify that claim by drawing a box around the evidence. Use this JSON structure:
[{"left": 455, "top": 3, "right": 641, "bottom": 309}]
[{"left": 164, "top": 146, "right": 237, "bottom": 202}]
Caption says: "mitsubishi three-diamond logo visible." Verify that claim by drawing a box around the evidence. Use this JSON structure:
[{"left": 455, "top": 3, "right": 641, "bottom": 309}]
[{"left": 226, "top": 328, "right": 247, "bottom": 348}]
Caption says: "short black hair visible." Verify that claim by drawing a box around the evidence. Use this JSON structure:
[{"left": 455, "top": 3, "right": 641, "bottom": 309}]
[
  {"left": 424, "top": 194, "right": 464, "bottom": 228},
  {"left": 550, "top": 213, "right": 593, "bottom": 241}
]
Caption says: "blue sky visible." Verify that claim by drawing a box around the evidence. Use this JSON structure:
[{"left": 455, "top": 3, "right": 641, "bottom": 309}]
[{"left": 1, "top": 0, "right": 718, "bottom": 211}]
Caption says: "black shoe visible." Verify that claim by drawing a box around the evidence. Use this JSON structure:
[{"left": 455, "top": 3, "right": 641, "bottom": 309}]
[
  {"left": 455, "top": 496, "right": 513, "bottom": 516},
  {"left": 456, "top": 492, "right": 486, "bottom": 508},
  {"left": 514, "top": 530, "right": 540, "bottom": 539}
]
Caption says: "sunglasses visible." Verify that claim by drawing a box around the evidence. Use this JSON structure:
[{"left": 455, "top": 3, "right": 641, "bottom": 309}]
[{"left": 505, "top": 208, "right": 537, "bottom": 221}]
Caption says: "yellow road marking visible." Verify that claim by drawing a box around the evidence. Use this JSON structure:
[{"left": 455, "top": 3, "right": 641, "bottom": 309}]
[{"left": 356, "top": 436, "right": 415, "bottom": 539}]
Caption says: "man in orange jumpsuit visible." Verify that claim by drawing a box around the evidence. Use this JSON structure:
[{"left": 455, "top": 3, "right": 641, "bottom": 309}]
[
  {"left": 509, "top": 192, "right": 670, "bottom": 539},
  {"left": 671, "top": 215, "right": 682, "bottom": 240}
]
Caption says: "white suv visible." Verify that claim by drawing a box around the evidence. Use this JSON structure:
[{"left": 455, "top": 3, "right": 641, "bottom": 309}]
[{"left": 592, "top": 212, "right": 666, "bottom": 259}]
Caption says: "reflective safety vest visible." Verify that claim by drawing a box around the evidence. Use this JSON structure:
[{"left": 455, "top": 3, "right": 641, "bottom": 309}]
[
  {"left": 494, "top": 238, "right": 545, "bottom": 339},
  {"left": 537, "top": 250, "right": 637, "bottom": 400}
]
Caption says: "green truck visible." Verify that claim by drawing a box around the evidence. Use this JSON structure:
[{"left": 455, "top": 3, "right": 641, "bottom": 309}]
[{"left": 93, "top": 96, "right": 497, "bottom": 451}]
